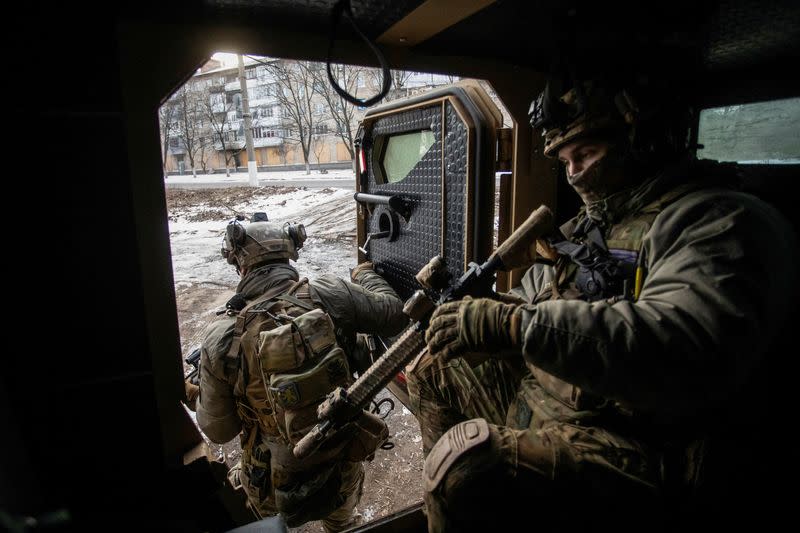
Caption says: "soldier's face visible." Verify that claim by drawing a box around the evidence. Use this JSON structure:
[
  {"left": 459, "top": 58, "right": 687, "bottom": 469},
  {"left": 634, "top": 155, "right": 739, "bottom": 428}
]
[
  {"left": 558, "top": 138, "right": 628, "bottom": 204},
  {"left": 558, "top": 139, "right": 609, "bottom": 179}
]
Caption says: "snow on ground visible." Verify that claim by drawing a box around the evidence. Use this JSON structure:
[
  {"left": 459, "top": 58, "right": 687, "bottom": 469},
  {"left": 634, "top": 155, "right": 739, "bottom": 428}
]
[
  {"left": 168, "top": 186, "right": 356, "bottom": 291},
  {"left": 165, "top": 168, "right": 355, "bottom": 185},
  {"left": 169, "top": 185, "right": 358, "bottom": 355}
]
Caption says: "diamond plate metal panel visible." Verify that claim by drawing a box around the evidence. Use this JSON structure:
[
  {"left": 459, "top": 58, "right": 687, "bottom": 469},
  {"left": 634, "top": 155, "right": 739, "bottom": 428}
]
[
  {"left": 363, "top": 104, "right": 448, "bottom": 300},
  {"left": 443, "top": 101, "right": 468, "bottom": 284}
]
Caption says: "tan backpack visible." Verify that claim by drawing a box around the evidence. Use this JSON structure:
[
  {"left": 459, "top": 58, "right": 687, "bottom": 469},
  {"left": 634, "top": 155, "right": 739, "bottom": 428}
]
[{"left": 228, "top": 278, "right": 387, "bottom": 459}]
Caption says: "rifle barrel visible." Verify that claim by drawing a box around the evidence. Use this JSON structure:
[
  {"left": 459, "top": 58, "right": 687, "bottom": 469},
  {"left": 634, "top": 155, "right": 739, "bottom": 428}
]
[{"left": 347, "top": 323, "right": 426, "bottom": 408}]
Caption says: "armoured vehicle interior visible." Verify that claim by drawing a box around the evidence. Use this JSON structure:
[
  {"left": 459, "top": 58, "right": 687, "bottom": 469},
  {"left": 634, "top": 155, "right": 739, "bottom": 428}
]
[{"left": 4, "top": 1, "right": 799, "bottom": 531}]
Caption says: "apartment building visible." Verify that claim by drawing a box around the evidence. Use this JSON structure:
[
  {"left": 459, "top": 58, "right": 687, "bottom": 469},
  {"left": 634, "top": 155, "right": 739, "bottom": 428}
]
[{"left": 161, "top": 56, "right": 461, "bottom": 175}]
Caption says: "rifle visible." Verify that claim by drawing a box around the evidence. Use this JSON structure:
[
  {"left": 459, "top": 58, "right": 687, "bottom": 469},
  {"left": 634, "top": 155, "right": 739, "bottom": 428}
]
[
  {"left": 293, "top": 204, "right": 554, "bottom": 460},
  {"left": 184, "top": 347, "right": 201, "bottom": 385}
]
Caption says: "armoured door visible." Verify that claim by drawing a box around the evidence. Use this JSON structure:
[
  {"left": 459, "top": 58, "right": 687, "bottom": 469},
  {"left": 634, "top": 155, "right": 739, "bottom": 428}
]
[
  {"left": 353, "top": 81, "right": 503, "bottom": 409},
  {"left": 354, "top": 81, "right": 503, "bottom": 301}
]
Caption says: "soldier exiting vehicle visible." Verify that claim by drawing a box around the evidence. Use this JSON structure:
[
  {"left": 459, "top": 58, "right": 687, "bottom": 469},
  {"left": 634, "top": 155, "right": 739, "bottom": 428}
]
[{"left": 187, "top": 213, "right": 407, "bottom": 532}]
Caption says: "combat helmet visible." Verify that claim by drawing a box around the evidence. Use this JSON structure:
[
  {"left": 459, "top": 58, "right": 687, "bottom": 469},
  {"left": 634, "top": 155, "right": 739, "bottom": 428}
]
[
  {"left": 221, "top": 212, "right": 307, "bottom": 273},
  {"left": 529, "top": 68, "right": 691, "bottom": 162},
  {"left": 529, "top": 76, "right": 638, "bottom": 158}
]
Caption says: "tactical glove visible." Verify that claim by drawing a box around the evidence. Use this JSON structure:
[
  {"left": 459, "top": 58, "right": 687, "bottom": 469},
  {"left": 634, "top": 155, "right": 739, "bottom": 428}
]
[
  {"left": 184, "top": 381, "right": 200, "bottom": 412},
  {"left": 425, "top": 297, "right": 523, "bottom": 361},
  {"left": 350, "top": 261, "right": 374, "bottom": 283},
  {"left": 491, "top": 291, "right": 528, "bottom": 306}
]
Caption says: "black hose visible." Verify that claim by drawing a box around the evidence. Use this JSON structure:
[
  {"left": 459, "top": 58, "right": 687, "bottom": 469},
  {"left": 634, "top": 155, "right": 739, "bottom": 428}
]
[{"left": 327, "top": 0, "right": 391, "bottom": 107}]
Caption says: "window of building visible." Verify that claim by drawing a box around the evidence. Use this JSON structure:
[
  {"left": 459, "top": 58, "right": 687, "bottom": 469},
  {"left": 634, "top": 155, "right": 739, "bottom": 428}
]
[
  {"left": 313, "top": 124, "right": 329, "bottom": 135},
  {"left": 246, "top": 68, "right": 257, "bottom": 79},
  {"left": 210, "top": 93, "right": 224, "bottom": 107},
  {"left": 233, "top": 94, "right": 242, "bottom": 119},
  {"left": 253, "top": 127, "right": 282, "bottom": 139},
  {"left": 315, "top": 103, "right": 325, "bottom": 114}
]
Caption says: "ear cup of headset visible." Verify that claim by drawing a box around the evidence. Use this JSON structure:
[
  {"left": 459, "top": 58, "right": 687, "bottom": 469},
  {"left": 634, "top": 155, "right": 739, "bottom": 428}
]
[
  {"left": 288, "top": 224, "right": 307, "bottom": 249},
  {"left": 223, "top": 222, "right": 247, "bottom": 265},
  {"left": 227, "top": 222, "right": 246, "bottom": 247}
]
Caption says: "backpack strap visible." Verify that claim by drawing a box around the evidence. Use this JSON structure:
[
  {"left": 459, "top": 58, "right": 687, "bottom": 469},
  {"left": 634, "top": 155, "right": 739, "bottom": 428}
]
[
  {"left": 275, "top": 277, "right": 315, "bottom": 311},
  {"left": 276, "top": 293, "right": 315, "bottom": 311},
  {"left": 226, "top": 278, "right": 315, "bottom": 381},
  {"left": 225, "top": 280, "right": 297, "bottom": 363}
]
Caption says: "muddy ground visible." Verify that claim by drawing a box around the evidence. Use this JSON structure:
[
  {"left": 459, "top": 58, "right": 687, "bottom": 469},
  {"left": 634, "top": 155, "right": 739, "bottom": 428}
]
[{"left": 166, "top": 186, "right": 425, "bottom": 532}]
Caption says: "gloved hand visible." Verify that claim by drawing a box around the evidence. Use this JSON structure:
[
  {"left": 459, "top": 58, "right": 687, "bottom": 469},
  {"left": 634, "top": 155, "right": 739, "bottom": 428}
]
[
  {"left": 491, "top": 291, "right": 528, "bottom": 306},
  {"left": 184, "top": 381, "right": 200, "bottom": 412},
  {"left": 425, "top": 297, "right": 523, "bottom": 361},
  {"left": 350, "top": 261, "right": 374, "bottom": 283}
]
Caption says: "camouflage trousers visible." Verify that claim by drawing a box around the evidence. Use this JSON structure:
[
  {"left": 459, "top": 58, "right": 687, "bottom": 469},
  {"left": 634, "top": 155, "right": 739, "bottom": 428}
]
[
  {"left": 406, "top": 353, "right": 667, "bottom": 532},
  {"left": 241, "top": 439, "right": 365, "bottom": 533}
]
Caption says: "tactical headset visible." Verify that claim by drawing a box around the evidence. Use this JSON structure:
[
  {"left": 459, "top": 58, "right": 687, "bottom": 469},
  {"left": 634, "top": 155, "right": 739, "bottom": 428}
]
[{"left": 221, "top": 212, "right": 307, "bottom": 267}]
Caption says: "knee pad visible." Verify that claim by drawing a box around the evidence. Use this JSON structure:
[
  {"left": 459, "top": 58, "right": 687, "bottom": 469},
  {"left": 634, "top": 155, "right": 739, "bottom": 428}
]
[{"left": 423, "top": 418, "right": 491, "bottom": 493}]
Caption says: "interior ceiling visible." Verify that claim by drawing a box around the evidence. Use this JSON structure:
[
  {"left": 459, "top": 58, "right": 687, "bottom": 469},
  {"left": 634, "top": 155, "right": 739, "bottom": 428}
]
[
  {"left": 201, "top": 0, "right": 427, "bottom": 38},
  {"left": 200, "top": 0, "right": 799, "bottom": 76}
]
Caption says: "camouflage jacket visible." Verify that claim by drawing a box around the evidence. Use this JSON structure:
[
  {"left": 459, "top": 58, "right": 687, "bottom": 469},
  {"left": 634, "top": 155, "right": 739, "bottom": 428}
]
[
  {"left": 512, "top": 158, "right": 798, "bottom": 427},
  {"left": 196, "top": 264, "right": 407, "bottom": 444}
]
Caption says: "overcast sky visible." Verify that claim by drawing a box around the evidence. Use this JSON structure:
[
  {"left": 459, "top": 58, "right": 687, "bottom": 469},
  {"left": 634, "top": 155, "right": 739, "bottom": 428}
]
[{"left": 211, "top": 52, "right": 239, "bottom": 66}]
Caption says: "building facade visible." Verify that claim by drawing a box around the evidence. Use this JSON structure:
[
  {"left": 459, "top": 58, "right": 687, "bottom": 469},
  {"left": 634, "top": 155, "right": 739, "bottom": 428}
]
[{"left": 160, "top": 56, "right": 462, "bottom": 175}]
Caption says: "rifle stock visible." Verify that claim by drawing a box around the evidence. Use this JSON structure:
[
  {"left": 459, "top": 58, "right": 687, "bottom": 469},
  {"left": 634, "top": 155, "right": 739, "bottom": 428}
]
[{"left": 293, "top": 205, "right": 554, "bottom": 460}]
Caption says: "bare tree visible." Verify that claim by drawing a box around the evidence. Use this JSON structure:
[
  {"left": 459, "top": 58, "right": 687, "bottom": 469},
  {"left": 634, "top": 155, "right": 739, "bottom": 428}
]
[
  {"left": 367, "top": 68, "right": 414, "bottom": 101},
  {"left": 391, "top": 69, "right": 414, "bottom": 95},
  {"left": 275, "top": 142, "right": 288, "bottom": 165},
  {"left": 258, "top": 59, "right": 319, "bottom": 174},
  {"left": 203, "top": 88, "right": 242, "bottom": 176},
  {"left": 311, "top": 133, "right": 328, "bottom": 173},
  {"left": 310, "top": 63, "right": 363, "bottom": 166},
  {"left": 158, "top": 103, "right": 177, "bottom": 178},
  {"left": 195, "top": 129, "right": 212, "bottom": 174},
  {"left": 169, "top": 84, "right": 211, "bottom": 178}
]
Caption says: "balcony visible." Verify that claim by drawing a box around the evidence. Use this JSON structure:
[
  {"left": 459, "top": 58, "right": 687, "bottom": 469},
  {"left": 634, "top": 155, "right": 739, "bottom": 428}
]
[
  {"left": 252, "top": 116, "right": 281, "bottom": 127},
  {"left": 213, "top": 139, "right": 245, "bottom": 151},
  {"left": 253, "top": 136, "right": 283, "bottom": 147},
  {"left": 249, "top": 96, "right": 278, "bottom": 107}
]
